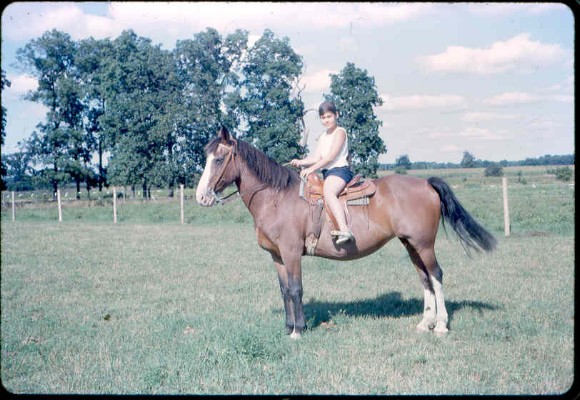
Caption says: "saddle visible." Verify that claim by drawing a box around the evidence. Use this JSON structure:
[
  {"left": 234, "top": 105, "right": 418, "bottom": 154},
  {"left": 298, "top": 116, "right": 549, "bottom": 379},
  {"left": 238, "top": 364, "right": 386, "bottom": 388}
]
[
  {"left": 302, "top": 173, "right": 376, "bottom": 206},
  {"left": 300, "top": 173, "right": 376, "bottom": 255}
]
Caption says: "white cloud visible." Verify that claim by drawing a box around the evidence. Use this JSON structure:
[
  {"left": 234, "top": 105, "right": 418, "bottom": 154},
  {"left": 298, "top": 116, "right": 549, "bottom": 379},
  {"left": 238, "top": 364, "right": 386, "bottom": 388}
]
[
  {"left": 2, "top": 2, "right": 434, "bottom": 50},
  {"left": 427, "top": 126, "right": 504, "bottom": 141},
  {"left": 527, "top": 118, "right": 563, "bottom": 130},
  {"left": 299, "top": 69, "right": 336, "bottom": 94},
  {"left": 419, "top": 33, "right": 569, "bottom": 75},
  {"left": 483, "top": 92, "right": 541, "bottom": 106},
  {"left": 440, "top": 144, "right": 461, "bottom": 153},
  {"left": 5, "top": 74, "right": 37, "bottom": 94},
  {"left": 483, "top": 91, "right": 573, "bottom": 106},
  {"left": 462, "top": 111, "right": 518, "bottom": 122},
  {"left": 2, "top": 3, "right": 120, "bottom": 41},
  {"left": 467, "top": 3, "right": 567, "bottom": 16},
  {"left": 384, "top": 94, "right": 466, "bottom": 111},
  {"left": 540, "top": 75, "right": 574, "bottom": 94},
  {"left": 549, "top": 95, "right": 573, "bottom": 103},
  {"left": 338, "top": 37, "right": 357, "bottom": 53},
  {"left": 459, "top": 127, "right": 504, "bottom": 140},
  {"left": 346, "top": 3, "right": 434, "bottom": 25}
]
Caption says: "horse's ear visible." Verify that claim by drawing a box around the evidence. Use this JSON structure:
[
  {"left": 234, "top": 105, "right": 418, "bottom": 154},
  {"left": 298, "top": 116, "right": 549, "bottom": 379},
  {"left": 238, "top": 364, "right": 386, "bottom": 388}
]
[
  {"left": 218, "top": 126, "right": 236, "bottom": 146},
  {"left": 218, "top": 126, "right": 229, "bottom": 141}
]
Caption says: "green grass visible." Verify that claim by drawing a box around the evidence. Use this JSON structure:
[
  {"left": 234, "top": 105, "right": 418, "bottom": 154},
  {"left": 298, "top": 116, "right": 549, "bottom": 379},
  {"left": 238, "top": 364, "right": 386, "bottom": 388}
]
[{"left": 1, "top": 218, "right": 574, "bottom": 394}]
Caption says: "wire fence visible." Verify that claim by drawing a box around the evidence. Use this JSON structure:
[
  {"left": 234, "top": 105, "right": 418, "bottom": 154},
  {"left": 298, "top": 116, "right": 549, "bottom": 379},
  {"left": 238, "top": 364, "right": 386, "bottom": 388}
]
[{"left": 1, "top": 179, "right": 575, "bottom": 237}]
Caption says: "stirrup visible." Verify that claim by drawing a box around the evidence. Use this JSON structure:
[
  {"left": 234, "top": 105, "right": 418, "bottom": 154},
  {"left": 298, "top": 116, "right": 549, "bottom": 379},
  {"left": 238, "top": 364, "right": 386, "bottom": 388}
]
[{"left": 331, "top": 230, "right": 353, "bottom": 244}]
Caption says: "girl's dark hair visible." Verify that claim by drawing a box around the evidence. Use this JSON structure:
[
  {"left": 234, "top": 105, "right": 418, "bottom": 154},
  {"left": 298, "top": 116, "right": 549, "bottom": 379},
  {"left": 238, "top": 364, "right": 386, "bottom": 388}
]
[{"left": 318, "top": 101, "right": 338, "bottom": 116}]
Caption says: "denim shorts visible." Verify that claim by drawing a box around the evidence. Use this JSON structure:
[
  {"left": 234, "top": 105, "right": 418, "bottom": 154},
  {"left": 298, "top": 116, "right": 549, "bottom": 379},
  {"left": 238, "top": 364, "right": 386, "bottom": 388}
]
[{"left": 321, "top": 166, "right": 354, "bottom": 183}]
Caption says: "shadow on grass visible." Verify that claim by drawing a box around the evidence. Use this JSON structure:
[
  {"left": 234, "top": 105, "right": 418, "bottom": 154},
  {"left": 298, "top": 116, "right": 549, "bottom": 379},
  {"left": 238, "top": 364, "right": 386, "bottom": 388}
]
[{"left": 300, "top": 292, "right": 501, "bottom": 330}]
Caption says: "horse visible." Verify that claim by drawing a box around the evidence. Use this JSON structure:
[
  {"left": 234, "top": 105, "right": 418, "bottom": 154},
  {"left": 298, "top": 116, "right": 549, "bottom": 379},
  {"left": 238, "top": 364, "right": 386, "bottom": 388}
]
[{"left": 196, "top": 127, "right": 497, "bottom": 338}]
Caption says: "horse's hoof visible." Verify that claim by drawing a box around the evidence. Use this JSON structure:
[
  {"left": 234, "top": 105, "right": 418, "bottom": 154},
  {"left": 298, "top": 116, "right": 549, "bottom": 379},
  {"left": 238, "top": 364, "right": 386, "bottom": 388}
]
[
  {"left": 416, "top": 320, "right": 435, "bottom": 333},
  {"left": 290, "top": 331, "right": 302, "bottom": 340},
  {"left": 433, "top": 324, "right": 449, "bottom": 336}
]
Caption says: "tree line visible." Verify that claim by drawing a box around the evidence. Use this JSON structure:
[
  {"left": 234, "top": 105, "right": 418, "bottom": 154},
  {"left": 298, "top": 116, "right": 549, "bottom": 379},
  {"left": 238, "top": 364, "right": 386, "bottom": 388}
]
[
  {"left": 1, "top": 28, "right": 386, "bottom": 197},
  {"left": 389, "top": 151, "right": 574, "bottom": 171}
]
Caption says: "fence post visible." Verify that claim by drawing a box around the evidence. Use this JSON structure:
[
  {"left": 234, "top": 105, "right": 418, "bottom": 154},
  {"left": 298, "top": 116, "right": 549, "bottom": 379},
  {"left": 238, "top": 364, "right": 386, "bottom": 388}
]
[
  {"left": 57, "top": 189, "right": 62, "bottom": 223},
  {"left": 113, "top": 186, "right": 117, "bottom": 224},
  {"left": 502, "top": 177, "right": 510, "bottom": 237},
  {"left": 180, "top": 184, "right": 185, "bottom": 224},
  {"left": 11, "top": 191, "right": 15, "bottom": 221}
]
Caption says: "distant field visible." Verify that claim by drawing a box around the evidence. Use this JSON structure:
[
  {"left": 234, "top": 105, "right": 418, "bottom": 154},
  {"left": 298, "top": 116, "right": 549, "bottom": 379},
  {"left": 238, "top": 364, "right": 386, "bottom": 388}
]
[
  {"left": 0, "top": 166, "right": 575, "bottom": 394},
  {"left": 380, "top": 164, "right": 575, "bottom": 184},
  {"left": 0, "top": 165, "right": 575, "bottom": 235}
]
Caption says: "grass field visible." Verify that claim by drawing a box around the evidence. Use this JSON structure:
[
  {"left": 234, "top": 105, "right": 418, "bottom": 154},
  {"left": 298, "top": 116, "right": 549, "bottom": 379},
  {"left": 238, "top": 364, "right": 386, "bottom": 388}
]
[{"left": 1, "top": 167, "right": 575, "bottom": 394}]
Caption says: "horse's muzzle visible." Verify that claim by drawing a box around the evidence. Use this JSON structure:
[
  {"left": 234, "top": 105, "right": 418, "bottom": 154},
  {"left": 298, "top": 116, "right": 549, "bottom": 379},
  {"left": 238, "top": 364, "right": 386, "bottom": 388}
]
[{"left": 196, "top": 191, "right": 217, "bottom": 207}]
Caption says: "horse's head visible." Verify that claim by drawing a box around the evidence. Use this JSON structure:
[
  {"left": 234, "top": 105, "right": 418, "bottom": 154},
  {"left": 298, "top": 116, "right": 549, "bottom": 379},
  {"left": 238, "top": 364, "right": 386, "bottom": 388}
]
[{"left": 196, "top": 126, "right": 239, "bottom": 207}]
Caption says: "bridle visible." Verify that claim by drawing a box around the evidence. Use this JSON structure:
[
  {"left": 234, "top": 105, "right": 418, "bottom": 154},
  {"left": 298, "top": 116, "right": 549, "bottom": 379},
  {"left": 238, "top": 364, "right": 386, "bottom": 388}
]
[
  {"left": 206, "top": 142, "right": 267, "bottom": 206},
  {"left": 207, "top": 143, "right": 238, "bottom": 204}
]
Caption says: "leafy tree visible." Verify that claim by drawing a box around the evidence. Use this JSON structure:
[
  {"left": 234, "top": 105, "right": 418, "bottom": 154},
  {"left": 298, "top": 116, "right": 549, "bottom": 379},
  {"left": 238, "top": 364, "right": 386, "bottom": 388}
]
[
  {"left": 395, "top": 154, "right": 412, "bottom": 170},
  {"left": 460, "top": 151, "right": 476, "bottom": 168},
  {"left": 1, "top": 70, "right": 10, "bottom": 190},
  {"left": 173, "top": 28, "right": 248, "bottom": 185},
  {"left": 326, "top": 62, "right": 386, "bottom": 178},
  {"left": 1, "top": 70, "right": 9, "bottom": 145},
  {"left": 552, "top": 166, "right": 572, "bottom": 182},
  {"left": 99, "top": 30, "right": 177, "bottom": 198},
  {"left": 484, "top": 163, "right": 503, "bottom": 177},
  {"left": 16, "top": 29, "right": 90, "bottom": 196},
  {"left": 4, "top": 147, "right": 36, "bottom": 191},
  {"left": 237, "top": 29, "right": 305, "bottom": 163},
  {"left": 76, "top": 37, "right": 115, "bottom": 194}
]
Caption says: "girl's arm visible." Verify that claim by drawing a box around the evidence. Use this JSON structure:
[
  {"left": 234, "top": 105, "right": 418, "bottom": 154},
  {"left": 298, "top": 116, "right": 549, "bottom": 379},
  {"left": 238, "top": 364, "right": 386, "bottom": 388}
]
[{"left": 289, "top": 138, "right": 324, "bottom": 167}]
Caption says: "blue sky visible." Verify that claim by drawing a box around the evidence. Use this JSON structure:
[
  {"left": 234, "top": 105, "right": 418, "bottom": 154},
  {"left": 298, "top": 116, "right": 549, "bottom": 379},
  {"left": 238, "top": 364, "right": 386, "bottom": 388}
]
[{"left": 1, "top": 2, "right": 574, "bottom": 163}]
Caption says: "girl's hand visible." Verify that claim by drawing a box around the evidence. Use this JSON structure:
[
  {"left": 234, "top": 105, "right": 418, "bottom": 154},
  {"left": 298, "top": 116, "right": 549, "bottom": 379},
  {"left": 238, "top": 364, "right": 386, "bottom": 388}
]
[
  {"left": 300, "top": 167, "right": 316, "bottom": 179},
  {"left": 289, "top": 159, "right": 302, "bottom": 167}
]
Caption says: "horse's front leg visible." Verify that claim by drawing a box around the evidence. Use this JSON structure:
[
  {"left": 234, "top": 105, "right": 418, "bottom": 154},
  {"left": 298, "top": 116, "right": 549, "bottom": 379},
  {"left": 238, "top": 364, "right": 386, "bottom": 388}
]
[
  {"left": 273, "top": 257, "right": 294, "bottom": 335},
  {"left": 276, "top": 251, "right": 306, "bottom": 339}
]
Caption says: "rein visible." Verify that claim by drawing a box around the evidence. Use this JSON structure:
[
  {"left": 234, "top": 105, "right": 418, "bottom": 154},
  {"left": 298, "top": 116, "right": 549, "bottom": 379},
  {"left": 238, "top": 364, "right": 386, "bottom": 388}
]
[{"left": 212, "top": 188, "right": 239, "bottom": 205}]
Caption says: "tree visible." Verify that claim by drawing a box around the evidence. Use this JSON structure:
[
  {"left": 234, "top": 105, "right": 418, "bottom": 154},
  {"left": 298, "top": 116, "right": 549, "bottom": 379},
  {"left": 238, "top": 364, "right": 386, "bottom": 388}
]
[
  {"left": 552, "top": 166, "right": 572, "bottom": 182},
  {"left": 99, "top": 30, "right": 177, "bottom": 198},
  {"left": 460, "top": 151, "right": 476, "bottom": 168},
  {"left": 484, "top": 163, "right": 503, "bottom": 177},
  {"left": 395, "top": 154, "right": 412, "bottom": 170},
  {"left": 237, "top": 29, "right": 305, "bottom": 163},
  {"left": 4, "top": 147, "right": 36, "bottom": 191},
  {"left": 173, "top": 28, "right": 248, "bottom": 186},
  {"left": 1, "top": 70, "right": 10, "bottom": 190},
  {"left": 16, "top": 30, "right": 90, "bottom": 196},
  {"left": 327, "top": 62, "right": 386, "bottom": 178},
  {"left": 76, "top": 37, "right": 115, "bottom": 194}
]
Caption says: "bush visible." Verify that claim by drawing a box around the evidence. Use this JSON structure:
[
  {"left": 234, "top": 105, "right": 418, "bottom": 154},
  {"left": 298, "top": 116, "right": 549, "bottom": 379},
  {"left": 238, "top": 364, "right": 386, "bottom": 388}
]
[
  {"left": 553, "top": 166, "right": 573, "bottom": 182},
  {"left": 484, "top": 164, "right": 503, "bottom": 177}
]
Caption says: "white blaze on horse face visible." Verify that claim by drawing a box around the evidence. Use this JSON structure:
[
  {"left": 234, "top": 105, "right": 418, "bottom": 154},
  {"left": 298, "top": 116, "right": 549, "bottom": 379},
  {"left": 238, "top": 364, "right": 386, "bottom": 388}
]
[{"left": 196, "top": 152, "right": 216, "bottom": 206}]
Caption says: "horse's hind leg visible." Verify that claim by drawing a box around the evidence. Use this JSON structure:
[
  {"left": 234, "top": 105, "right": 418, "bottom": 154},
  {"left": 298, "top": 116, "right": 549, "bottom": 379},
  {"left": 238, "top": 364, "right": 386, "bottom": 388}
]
[
  {"left": 428, "top": 259, "right": 449, "bottom": 335},
  {"left": 400, "top": 239, "right": 449, "bottom": 335}
]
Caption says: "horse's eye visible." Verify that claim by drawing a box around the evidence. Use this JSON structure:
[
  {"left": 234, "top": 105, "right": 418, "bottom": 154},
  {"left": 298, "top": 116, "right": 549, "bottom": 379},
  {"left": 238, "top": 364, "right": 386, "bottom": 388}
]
[{"left": 215, "top": 157, "right": 224, "bottom": 165}]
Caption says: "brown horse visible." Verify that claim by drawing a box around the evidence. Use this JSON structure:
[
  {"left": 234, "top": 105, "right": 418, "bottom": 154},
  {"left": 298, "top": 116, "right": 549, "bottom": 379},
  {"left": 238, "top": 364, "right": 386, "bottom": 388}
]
[{"left": 196, "top": 127, "right": 497, "bottom": 338}]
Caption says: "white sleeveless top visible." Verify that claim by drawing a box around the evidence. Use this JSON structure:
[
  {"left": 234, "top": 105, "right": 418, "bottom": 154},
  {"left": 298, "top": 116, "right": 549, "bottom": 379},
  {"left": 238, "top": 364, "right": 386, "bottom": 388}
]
[{"left": 317, "top": 128, "right": 349, "bottom": 170}]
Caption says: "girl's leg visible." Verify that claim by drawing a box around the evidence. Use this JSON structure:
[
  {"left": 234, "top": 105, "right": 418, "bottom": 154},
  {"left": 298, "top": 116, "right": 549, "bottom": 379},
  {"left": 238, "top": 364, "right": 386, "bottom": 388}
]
[{"left": 323, "top": 175, "right": 349, "bottom": 233}]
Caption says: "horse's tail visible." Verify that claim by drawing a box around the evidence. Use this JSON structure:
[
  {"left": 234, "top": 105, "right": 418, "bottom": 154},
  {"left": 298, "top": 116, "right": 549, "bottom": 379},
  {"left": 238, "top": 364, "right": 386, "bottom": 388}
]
[{"left": 428, "top": 177, "right": 497, "bottom": 253}]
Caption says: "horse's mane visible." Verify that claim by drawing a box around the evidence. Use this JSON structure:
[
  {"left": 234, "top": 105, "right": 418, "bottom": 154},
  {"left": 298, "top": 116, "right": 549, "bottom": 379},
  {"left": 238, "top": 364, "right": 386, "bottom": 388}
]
[{"left": 205, "top": 137, "right": 300, "bottom": 191}]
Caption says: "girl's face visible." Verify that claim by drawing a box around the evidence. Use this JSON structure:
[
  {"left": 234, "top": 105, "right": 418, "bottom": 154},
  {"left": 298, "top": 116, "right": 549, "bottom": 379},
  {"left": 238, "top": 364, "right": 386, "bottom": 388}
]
[{"left": 320, "top": 111, "right": 338, "bottom": 130}]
